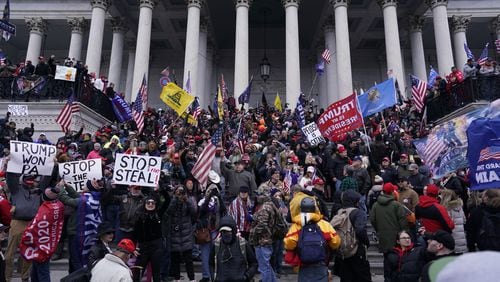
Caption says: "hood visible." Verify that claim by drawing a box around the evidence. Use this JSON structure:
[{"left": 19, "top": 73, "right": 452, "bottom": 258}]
[
  {"left": 292, "top": 212, "right": 322, "bottom": 227},
  {"left": 444, "top": 198, "right": 463, "bottom": 210},
  {"left": 104, "top": 135, "right": 123, "bottom": 149},
  {"left": 342, "top": 189, "right": 361, "bottom": 208},
  {"left": 371, "top": 184, "right": 383, "bottom": 192},
  {"left": 376, "top": 194, "right": 395, "bottom": 206},
  {"left": 218, "top": 215, "right": 238, "bottom": 238},
  {"left": 23, "top": 127, "right": 34, "bottom": 136},
  {"left": 418, "top": 195, "right": 439, "bottom": 207}
]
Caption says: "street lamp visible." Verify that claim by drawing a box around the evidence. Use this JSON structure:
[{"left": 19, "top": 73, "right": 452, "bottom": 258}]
[{"left": 260, "top": 8, "right": 270, "bottom": 82}]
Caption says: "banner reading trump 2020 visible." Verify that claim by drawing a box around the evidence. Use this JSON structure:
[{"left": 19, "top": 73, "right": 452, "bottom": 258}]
[
  {"left": 7, "top": 141, "right": 56, "bottom": 175},
  {"left": 317, "top": 93, "right": 363, "bottom": 141},
  {"left": 112, "top": 154, "right": 162, "bottom": 187},
  {"left": 467, "top": 118, "right": 500, "bottom": 190}
]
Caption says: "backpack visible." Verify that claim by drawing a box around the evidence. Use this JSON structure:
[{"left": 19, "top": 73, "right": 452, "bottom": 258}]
[
  {"left": 477, "top": 211, "right": 500, "bottom": 251},
  {"left": 272, "top": 206, "right": 288, "bottom": 240},
  {"left": 330, "top": 207, "right": 358, "bottom": 258},
  {"left": 297, "top": 222, "right": 327, "bottom": 264}
]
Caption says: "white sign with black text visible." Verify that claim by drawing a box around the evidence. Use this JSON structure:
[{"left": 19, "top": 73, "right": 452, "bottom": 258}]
[
  {"left": 112, "top": 154, "right": 162, "bottom": 187},
  {"left": 7, "top": 141, "right": 57, "bottom": 176},
  {"left": 59, "top": 159, "right": 103, "bottom": 192},
  {"left": 301, "top": 122, "right": 326, "bottom": 147}
]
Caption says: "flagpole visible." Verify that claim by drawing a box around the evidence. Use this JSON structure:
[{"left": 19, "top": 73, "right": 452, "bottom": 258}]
[
  {"left": 307, "top": 72, "right": 319, "bottom": 101},
  {"left": 380, "top": 112, "right": 388, "bottom": 133},
  {"left": 419, "top": 106, "right": 427, "bottom": 134},
  {"left": 355, "top": 94, "right": 371, "bottom": 153}
]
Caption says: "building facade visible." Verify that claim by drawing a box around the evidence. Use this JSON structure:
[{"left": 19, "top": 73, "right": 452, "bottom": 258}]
[{"left": 1, "top": 0, "right": 500, "bottom": 109}]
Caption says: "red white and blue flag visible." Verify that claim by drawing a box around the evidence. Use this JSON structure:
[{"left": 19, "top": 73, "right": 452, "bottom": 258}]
[
  {"left": 477, "top": 43, "right": 490, "bottom": 66},
  {"left": 192, "top": 126, "right": 224, "bottom": 188},
  {"left": 56, "top": 94, "right": 80, "bottom": 133},
  {"left": 133, "top": 86, "right": 144, "bottom": 133},
  {"left": 410, "top": 75, "right": 427, "bottom": 113},
  {"left": 321, "top": 48, "right": 331, "bottom": 64}
]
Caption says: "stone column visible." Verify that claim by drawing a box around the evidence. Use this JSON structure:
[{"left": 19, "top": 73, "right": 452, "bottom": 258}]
[
  {"left": 330, "top": 0, "right": 353, "bottom": 99},
  {"left": 197, "top": 19, "right": 208, "bottom": 106},
  {"left": 125, "top": 40, "right": 135, "bottom": 102},
  {"left": 282, "top": 0, "right": 301, "bottom": 107},
  {"left": 323, "top": 16, "right": 338, "bottom": 104},
  {"left": 183, "top": 0, "right": 203, "bottom": 99},
  {"left": 25, "top": 18, "right": 47, "bottom": 64},
  {"left": 205, "top": 41, "right": 215, "bottom": 108},
  {"left": 131, "top": 0, "right": 157, "bottom": 102},
  {"left": 67, "top": 17, "right": 87, "bottom": 62},
  {"left": 85, "top": 0, "right": 111, "bottom": 76},
  {"left": 108, "top": 17, "right": 127, "bottom": 91},
  {"left": 233, "top": 0, "right": 251, "bottom": 107},
  {"left": 451, "top": 15, "right": 471, "bottom": 70},
  {"left": 378, "top": 0, "right": 406, "bottom": 94},
  {"left": 409, "top": 16, "right": 427, "bottom": 81},
  {"left": 492, "top": 15, "right": 500, "bottom": 40},
  {"left": 426, "top": 0, "right": 454, "bottom": 76}
]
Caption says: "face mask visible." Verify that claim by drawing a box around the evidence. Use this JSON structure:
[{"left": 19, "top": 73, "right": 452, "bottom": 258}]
[{"left": 221, "top": 233, "right": 233, "bottom": 244}]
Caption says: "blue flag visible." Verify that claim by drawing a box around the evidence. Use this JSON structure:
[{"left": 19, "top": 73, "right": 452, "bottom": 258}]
[
  {"left": 238, "top": 77, "right": 253, "bottom": 105},
  {"left": 427, "top": 67, "right": 438, "bottom": 89},
  {"left": 111, "top": 95, "right": 133, "bottom": 122},
  {"left": 315, "top": 60, "right": 325, "bottom": 76},
  {"left": 294, "top": 94, "right": 306, "bottom": 128},
  {"left": 357, "top": 78, "right": 397, "bottom": 117},
  {"left": 467, "top": 118, "right": 500, "bottom": 190}
]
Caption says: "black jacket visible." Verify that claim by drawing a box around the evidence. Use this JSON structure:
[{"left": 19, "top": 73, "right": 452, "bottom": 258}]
[
  {"left": 465, "top": 203, "right": 500, "bottom": 251},
  {"left": 134, "top": 211, "right": 163, "bottom": 243},
  {"left": 327, "top": 154, "right": 349, "bottom": 180},
  {"left": 385, "top": 246, "right": 428, "bottom": 282},
  {"left": 408, "top": 173, "right": 428, "bottom": 195},
  {"left": 88, "top": 240, "right": 111, "bottom": 267}
]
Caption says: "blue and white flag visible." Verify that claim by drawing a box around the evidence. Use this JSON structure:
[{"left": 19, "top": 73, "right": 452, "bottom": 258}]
[
  {"left": 315, "top": 60, "right": 325, "bottom": 76},
  {"left": 427, "top": 67, "right": 439, "bottom": 89},
  {"left": 357, "top": 78, "right": 397, "bottom": 117},
  {"left": 294, "top": 94, "right": 306, "bottom": 128},
  {"left": 111, "top": 95, "right": 133, "bottom": 122},
  {"left": 464, "top": 42, "right": 475, "bottom": 61},
  {"left": 467, "top": 118, "right": 500, "bottom": 190}
]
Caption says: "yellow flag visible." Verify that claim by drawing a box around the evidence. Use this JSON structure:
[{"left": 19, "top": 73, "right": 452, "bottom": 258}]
[
  {"left": 274, "top": 93, "right": 282, "bottom": 112},
  {"left": 217, "top": 85, "right": 224, "bottom": 120},
  {"left": 160, "top": 83, "right": 195, "bottom": 116}
]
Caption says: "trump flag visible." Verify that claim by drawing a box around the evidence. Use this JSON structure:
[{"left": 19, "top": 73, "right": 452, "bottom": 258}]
[{"left": 317, "top": 93, "right": 363, "bottom": 142}]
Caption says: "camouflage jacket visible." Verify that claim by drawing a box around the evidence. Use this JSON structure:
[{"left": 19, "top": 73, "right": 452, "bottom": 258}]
[{"left": 249, "top": 200, "right": 277, "bottom": 246}]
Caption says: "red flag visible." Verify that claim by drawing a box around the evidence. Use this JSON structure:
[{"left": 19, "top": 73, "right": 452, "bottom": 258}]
[{"left": 317, "top": 93, "right": 363, "bottom": 141}]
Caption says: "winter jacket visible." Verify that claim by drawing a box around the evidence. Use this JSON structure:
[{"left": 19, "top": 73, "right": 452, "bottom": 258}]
[
  {"left": 445, "top": 199, "right": 467, "bottom": 253},
  {"left": 164, "top": 196, "right": 196, "bottom": 252},
  {"left": 397, "top": 187, "right": 419, "bottom": 212},
  {"left": 221, "top": 163, "right": 257, "bottom": 198},
  {"left": 415, "top": 196, "right": 455, "bottom": 233},
  {"left": 385, "top": 245, "right": 428, "bottom": 282},
  {"left": 57, "top": 183, "right": 81, "bottom": 236},
  {"left": 327, "top": 154, "right": 349, "bottom": 181},
  {"left": 408, "top": 173, "right": 428, "bottom": 195},
  {"left": 370, "top": 194, "right": 408, "bottom": 253},
  {"left": 209, "top": 216, "right": 258, "bottom": 282},
  {"left": 0, "top": 194, "right": 12, "bottom": 226},
  {"left": 352, "top": 167, "right": 371, "bottom": 194},
  {"left": 249, "top": 197, "right": 278, "bottom": 246},
  {"left": 341, "top": 190, "right": 370, "bottom": 247},
  {"left": 88, "top": 240, "right": 112, "bottom": 267},
  {"left": 465, "top": 203, "right": 500, "bottom": 252},
  {"left": 134, "top": 211, "right": 162, "bottom": 244},
  {"left": 115, "top": 193, "right": 144, "bottom": 232},
  {"left": 90, "top": 253, "right": 133, "bottom": 282},
  {"left": 6, "top": 172, "right": 50, "bottom": 221}
]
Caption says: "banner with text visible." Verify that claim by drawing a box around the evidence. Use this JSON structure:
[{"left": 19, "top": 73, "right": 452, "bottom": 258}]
[
  {"left": 301, "top": 122, "right": 325, "bottom": 146},
  {"left": 7, "top": 141, "right": 56, "bottom": 175},
  {"left": 7, "top": 105, "right": 28, "bottom": 116},
  {"left": 317, "top": 93, "right": 363, "bottom": 142},
  {"left": 112, "top": 154, "right": 161, "bottom": 187},
  {"left": 467, "top": 118, "right": 500, "bottom": 190},
  {"left": 58, "top": 159, "right": 103, "bottom": 192}
]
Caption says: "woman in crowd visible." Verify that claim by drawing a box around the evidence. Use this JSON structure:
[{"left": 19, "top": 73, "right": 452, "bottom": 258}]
[
  {"left": 88, "top": 221, "right": 115, "bottom": 267},
  {"left": 440, "top": 189, "right": 468, "bottom": 253},
  {"left": 385, "top": 230, "right": 428, "bottom": 282}
]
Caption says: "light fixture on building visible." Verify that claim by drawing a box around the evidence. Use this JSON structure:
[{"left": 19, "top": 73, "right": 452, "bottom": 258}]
[{"left": 260, "top": 8, "right": 271, "bottom": 82}]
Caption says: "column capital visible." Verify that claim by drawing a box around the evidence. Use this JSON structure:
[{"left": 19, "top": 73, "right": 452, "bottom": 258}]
[
  {"left": 186, "top": 0, "right": 203, "bottom": 8},
  {"left": 90, "top": 0, "right": 112, "bottom": 10},
  {"left": 234, "top": 0, "right": 252, "bottom": 8},
  {"left": 425, "top": 0, "right": 447, "bottom": 9},
  {"left": 329, "top": 0, "right": 351, "bottom": 8},
  {"left": 67, "top": 17, "right": 87, "bottom": 33},
  {"left": 25, "top": 17, "right": 48, "bottom": 34},
  {"left": 139, "top": 0, "right": 157, "bottom": 9},
  {"left": 111, "top": 17, "right": 128, "bottom": 33},
  {"left": 281, "top": 0, "right": 301, "bottom": 8},
  {"left": 451, "top": 15, "right": 471, "bottom": 33},
  {"left": 409, "top": 15, "right": 425, "bottom": 32},
  {"left": 323, "top": 15, "right": 335, "bottom": 31},
  {"left": 377, "top": 0, "right": 397, "bottom": 9}
]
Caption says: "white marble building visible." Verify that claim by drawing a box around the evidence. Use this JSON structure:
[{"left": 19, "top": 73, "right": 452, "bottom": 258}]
[{"left": 1, "top": 0, "right": 500, "bottom": 109}]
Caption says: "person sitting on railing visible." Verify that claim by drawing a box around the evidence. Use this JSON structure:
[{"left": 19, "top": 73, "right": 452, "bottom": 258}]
[
  {"left": 446, "top": 66, "right": 465, "bottom": 108},
  {"left": 463, "top": 58, "right": 478, "bottom": 79}
]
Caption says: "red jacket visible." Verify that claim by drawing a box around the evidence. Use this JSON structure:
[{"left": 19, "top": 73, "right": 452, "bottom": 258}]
[
  {"left": 0, "top": 194, "right": 12, "bottom": 226},
  {"left": 415, "top": 195, "right": 455, "bottom": 233}
]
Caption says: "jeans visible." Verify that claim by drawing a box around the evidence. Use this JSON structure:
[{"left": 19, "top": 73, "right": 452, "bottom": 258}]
[
  {"left": 359, "top": 195, "right": 367, "bottom": 214},
  {"left": 298, "top": 264, "right": 328, "bottom": 282},
  {"left": 271, "top": 239, "right": 284, "bottom": 273},
  {"left": 31, "top": 260, "right": 50, "bottom": 282},
  {"left": 200, "top": 231, "right": 218, "bottom": 279},
  {"left": 160, "top": 239, "right": 171, "bottom": 280},
  {"left": 255, "top": 245, "right": 277, "bottom": 282},
  {"left": 69, "top": 235, "right": 82, "bottom": 273}
]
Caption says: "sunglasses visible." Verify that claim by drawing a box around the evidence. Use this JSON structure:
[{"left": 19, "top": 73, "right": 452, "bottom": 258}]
[{"left": 146, "top": 200, "right": 156, "bottom": 205}]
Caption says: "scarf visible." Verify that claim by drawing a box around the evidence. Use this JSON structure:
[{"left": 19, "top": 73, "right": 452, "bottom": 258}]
[
  {"left": 77, "top": 191, "right": 102, "bottom": 267},
  {"left": 229, "top": 197, "right": 252, "bottom": 233}
]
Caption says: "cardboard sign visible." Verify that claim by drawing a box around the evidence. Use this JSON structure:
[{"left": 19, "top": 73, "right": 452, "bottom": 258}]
[
  {"left": 7, "top": 141, "right": 56, "bottom": 176},
  {"left": 59, "top": 159, "right": 103, "bottom": 192},
  {"left": 301, "top": 122, "right": 325, "bottom": 147},
  {"left": 112, "top": 154, "right": 161, "bottom": 187},
  {"left": 55, "top": 65, "right": 77, "bottom": 82},
  {"left": 7, "top": 105, "right": 28, "bottom": 116}
]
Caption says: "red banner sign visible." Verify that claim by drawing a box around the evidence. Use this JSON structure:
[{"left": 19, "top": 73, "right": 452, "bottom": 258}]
[
  {"left": 317, "top": 93, "right": 363, "bottom": 141},
  {"left": 20, "top": 201, "right": 65, "bottom": 263}
]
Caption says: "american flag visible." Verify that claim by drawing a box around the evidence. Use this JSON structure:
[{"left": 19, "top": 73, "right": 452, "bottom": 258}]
[
  {"left": 133, "top": 85, "right": 145, "bottom": 133},
  {"left": 463, "top": 42, "right": 475, "bottom": 60},
  {"left": 422, "top": 129, "right": 447, "bottom": 168},
  {"left": 478, "top": 147, "right": 500, "bottom": 163},
  {"left": 410, "top": 75, "right": 427, "bottom": 113},
  {"left": 495, "top": 39, "right": 500, "bottom": 53},
  {"left": 139, "top": 74, "right": 148, "bottom": 111},
  {"left": 477, "top": 43, "right": 489, "bottom": 66},
  {"left": 56, "top": 94, "right": 80, "bottom": 133},
  {"left": 236, "top": 117, "right": 245, "bottom": 154},
  {"left": 192, "top": 126, "right": 224, "bottom": 188},
  {"left": 191, "top": 97, "right": 201, "bottom": 120},
  {"left": 283, "top": 170, "right": 292, "bottom": 194},
  {"left": 321, "top": 48, "right": 331, "bottom": 64}
]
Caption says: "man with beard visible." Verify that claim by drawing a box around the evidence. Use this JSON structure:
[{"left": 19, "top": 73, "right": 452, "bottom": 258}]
[
  {"left": 221, "top": 159, "right": 257, "bottom": 202},
  {"left": 380, "top": 157, "right": 398, "bottom": 184}
]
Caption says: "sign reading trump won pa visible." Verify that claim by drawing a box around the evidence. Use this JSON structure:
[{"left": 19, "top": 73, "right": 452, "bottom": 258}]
[
  {"left": 112, "top": 154, "right": 162, "bottom": 187},
  {"left": 59, "top": 159, "right": 102, "bottom": 192},
  {"left": 7, "top": 141, "right": 56, "bottom": 176},
  {"left": 467, "top": 118, "right": 500, "bottom": 190}
]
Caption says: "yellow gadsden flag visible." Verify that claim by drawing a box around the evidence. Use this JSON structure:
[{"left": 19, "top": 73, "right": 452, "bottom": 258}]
[
  {"left": 274, "top": 93, "right": 282, "bottom": 112},
  {"left": 160, "top": 82, "right": 195, "bottom": 116}
]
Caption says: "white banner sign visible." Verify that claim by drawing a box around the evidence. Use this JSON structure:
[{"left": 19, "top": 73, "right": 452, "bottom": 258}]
[
  {"left": 301, "top": 122, "right": 326, "bottom": 147},
  {"left": 7, "top": 105, "right": 28, "bottom": 116},
  {"left": 55, "top": 65, "right": 77, "bottom": 82},
  {"left": 112, "top": 154, "right": 162, "bottom": 187},
  {"left": 0, "top": 157, "right": 5, "bottom": 171},
  {"left": 59, "top": 159, "right": 102, "bottom": 192},
  {"left": 7, "top": 141, "right": 57, "bottom": 175}
]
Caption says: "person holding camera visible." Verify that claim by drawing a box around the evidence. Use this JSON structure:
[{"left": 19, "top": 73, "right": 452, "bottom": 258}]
[{"left": 164, "top": 185, "right": 196, "bottom": 282}]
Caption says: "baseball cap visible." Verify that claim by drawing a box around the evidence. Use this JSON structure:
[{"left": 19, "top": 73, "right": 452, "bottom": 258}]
[
  {"left": 353, "top": 155, "right": 362, "bottom": 162},
  {"left": 382, "top": 157, "right": 390, "bottom": 162},
  {"left": 219, "top": 226, "right": 232, "bottom": 232},
  {"left": 307, "top": 166, "right": 315, "bottom": 173},
  {"left": 426, "top": 184, "right": 440, "bottom": 197},
  {"left": 313, "top": 178, "right": 324, "bottom": 186},
  {"left": 428, "top": 230, "right": 455, "bottom": 250},
  {"left": 400, "top": 154, "right": 408, "bottom": 159},
  {"left": 383, "top": 183, "right": 397, "bottom": 194},
  {"left": 337, "top": 145, "right": 346, "bottom": 153}
]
